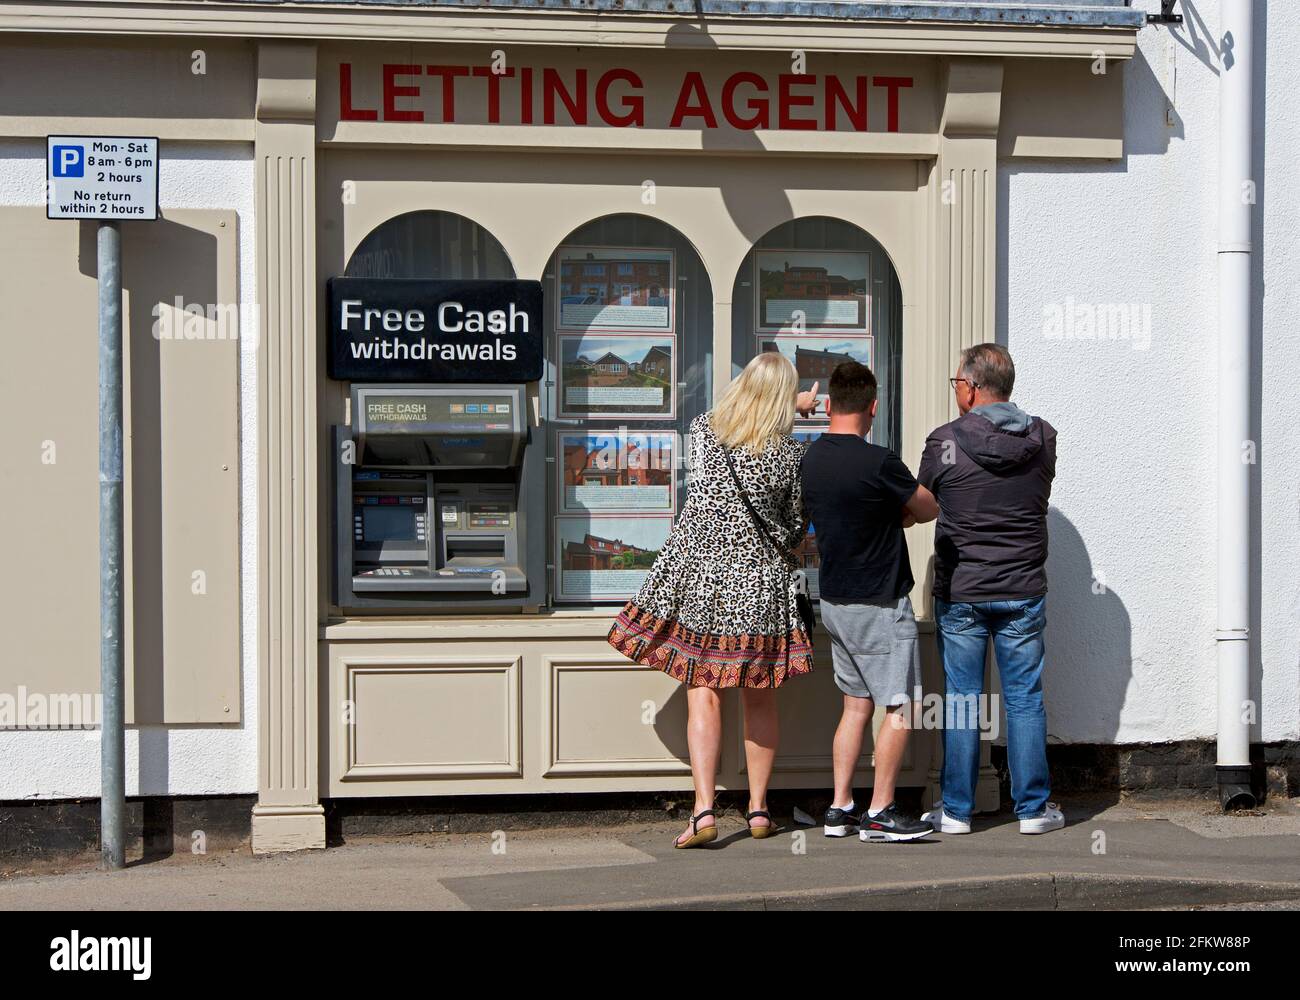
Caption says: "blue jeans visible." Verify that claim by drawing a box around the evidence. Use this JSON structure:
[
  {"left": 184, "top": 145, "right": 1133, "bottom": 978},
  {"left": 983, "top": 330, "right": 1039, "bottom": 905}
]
[{"left": 934, "top": 596, "right": 1050, "bottom": 822}]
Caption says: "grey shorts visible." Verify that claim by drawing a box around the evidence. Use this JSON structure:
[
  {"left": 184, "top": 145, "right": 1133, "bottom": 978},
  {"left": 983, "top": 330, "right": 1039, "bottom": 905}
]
[{"left": 820, "top": 595, "right": 921, "bottom": 705}]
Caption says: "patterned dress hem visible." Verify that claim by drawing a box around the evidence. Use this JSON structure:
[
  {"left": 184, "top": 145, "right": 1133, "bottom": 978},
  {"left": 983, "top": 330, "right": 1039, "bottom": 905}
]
[{"left": 607, "top": 603, "right": 814, "bottom": 690}]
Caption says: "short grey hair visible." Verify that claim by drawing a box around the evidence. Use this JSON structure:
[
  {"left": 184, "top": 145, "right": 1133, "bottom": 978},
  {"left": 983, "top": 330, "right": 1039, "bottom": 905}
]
[{"left": 959, "top": 343, "right": 1015, "bottom": 399}]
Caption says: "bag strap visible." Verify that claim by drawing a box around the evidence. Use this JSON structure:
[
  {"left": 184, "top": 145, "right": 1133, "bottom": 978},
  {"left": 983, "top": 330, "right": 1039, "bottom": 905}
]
[
  {"left": 721, "top": 446, "right": 794, "bottom": 566},
  {"left": 721, "top": 443, "right": 796, "bottom": 681}
]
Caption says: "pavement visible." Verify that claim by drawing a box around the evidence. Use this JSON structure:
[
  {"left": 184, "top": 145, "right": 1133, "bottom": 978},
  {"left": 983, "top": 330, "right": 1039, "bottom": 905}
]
[{"left": 2, "top": 795, "right": 1299, "bottom": 910}]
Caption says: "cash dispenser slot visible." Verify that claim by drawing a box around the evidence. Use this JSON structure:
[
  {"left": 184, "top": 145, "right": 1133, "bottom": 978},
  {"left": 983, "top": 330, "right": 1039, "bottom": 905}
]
[{"left": 445, "top": 537, "right": 507, "bottom": 561}]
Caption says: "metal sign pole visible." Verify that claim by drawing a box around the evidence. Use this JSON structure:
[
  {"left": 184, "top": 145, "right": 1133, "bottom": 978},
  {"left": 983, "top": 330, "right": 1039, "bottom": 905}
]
[
  {"left": 97, "top": 219, "right": 126, "bottom": 871},
  {"left": 47, "top": 134, "right": 157, "bottom": 871}
]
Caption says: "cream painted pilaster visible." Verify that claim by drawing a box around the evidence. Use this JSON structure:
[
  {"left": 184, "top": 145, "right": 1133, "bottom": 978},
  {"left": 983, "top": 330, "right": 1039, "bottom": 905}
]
[
  {"left": 712, "top": 299, "right": 733, "bottom": 405},
  {"left": 935, "top": 57, "right": 1003, "bottom": 368},
  {"left": 251, "top": 41, "right": 325, "bottom": 854},
  {"left": 926, "top": 57, "right": 1004, "bottom": 815}
]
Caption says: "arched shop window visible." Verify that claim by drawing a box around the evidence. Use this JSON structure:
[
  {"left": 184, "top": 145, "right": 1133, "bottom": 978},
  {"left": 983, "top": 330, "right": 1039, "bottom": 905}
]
[
  {"left": 731, "top": 217, "right": 903, "bottom": 453},
  {"left": 731, "top": 218, "right": 903, "bottom": 600},
  {"left": 544, "top": 214, "right": 713, "bottom": 605},
  {"left": 344, "top": 209, "right": 515, "bottom": 280}
]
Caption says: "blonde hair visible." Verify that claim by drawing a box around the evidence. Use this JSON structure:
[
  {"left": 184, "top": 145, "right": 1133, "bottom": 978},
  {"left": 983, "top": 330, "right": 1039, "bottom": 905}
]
[{"left": 710, "top": 351, "right": 798, "bottom": 454}]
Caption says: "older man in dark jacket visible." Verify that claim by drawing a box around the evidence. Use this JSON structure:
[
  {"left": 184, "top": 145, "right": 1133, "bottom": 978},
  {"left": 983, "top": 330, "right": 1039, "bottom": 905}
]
[{"left": 918, "top": 343, "right": 1061, "bottom": 836}]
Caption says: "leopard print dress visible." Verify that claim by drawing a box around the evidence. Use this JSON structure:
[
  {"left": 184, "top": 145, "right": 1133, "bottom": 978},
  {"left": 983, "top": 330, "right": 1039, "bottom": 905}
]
[{"left": 607, "top": 411, "right": 814, "bottom": 688}]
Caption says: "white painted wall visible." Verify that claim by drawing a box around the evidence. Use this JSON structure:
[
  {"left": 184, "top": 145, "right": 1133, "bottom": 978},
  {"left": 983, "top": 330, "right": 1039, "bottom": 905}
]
[
  {"left": 0, "top": 141, "right": 259, "bottom": 797},
  {"left": 1002, "top": 0, "right": 1299, "bottom": 745}
]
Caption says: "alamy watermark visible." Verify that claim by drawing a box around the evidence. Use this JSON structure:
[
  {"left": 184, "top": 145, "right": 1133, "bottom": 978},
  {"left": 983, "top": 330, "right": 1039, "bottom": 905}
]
[
  {"left": 0, "top": 687, "right": 102, "bottom": 729},
  {"left": 152, "top": 297, "right": 259, "bottom": 345},
  {"left": 1043, "top": 297, "right": 1151, "bottom": 351}
]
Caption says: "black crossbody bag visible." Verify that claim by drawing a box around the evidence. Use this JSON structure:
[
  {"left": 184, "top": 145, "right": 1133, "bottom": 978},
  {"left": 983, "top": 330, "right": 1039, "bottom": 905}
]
[{"left": 721, "top": 447, "right": 816, "bottom": 638}]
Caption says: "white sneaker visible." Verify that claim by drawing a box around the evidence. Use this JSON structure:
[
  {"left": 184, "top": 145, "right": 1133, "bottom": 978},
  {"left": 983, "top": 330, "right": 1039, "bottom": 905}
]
[
  {"left": 1019, "top": 802, "right": 1065, "bottom": 835},
  {"left": 920, "top": 806, "right": 971, "bottom": 835}
]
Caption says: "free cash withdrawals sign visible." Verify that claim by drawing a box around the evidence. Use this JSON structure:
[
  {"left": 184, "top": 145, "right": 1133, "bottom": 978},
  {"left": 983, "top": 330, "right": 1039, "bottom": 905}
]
[
  {"left": 327, "top": 277, "right": 545, "bottom": 382},
  {"left": 46, "top": 136, "right": 159, "bottom": 220}
]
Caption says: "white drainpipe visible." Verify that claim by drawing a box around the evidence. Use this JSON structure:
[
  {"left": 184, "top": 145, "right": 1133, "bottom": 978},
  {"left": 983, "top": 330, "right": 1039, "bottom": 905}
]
[{"left": 1216, "top": 0, "right": 1255, "bottom": 808}]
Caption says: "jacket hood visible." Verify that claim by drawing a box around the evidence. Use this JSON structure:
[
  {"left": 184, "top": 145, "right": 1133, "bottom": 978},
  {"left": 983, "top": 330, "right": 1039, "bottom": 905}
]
[{"left": 952, "top": 407, "right": 1045, "bottom": 473}]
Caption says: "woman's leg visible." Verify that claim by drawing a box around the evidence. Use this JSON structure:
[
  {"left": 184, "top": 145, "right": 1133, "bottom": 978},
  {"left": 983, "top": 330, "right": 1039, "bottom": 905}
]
[
  {"left": 678, "top": 685, "right": 723, "bottom": 845},
  {"left": 740, "top": 687, "right": 779, "bottom": 829}
]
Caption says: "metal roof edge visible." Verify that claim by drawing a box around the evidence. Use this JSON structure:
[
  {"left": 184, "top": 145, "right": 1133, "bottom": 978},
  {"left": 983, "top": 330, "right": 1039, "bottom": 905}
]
[{"left": 220, "top": 0, "right": 1148, "bottom": 30}]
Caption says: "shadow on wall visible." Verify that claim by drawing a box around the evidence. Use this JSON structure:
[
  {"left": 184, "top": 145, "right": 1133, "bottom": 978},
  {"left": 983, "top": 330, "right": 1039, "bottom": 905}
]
[
  {"left": 1175, "top": 1, "right": 1224, "bottom": 76},
  {"left": 1122, "top": 34, "right": 1184, "bottom": 156},
  {"left": 995, "top": 28, "right": 1187, "bottom": 333},
  {"left": 1044, "top": 507, "right": 1132, "bottom": 745},
  {"left": 76, "top": 217, "right": 228, "bottom": 811},
  {"left": 643, "top": 511, "right": 1134, "bottom": 764},
  {"left": 665, "top": 19, "right": 795, "bottom": 244},
  {"left": 77, "top": 217, "right": 219, "bottom": 730}
]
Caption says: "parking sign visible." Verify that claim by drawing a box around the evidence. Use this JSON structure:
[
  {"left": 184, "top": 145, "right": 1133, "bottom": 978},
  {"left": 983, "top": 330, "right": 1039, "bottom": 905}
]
[{"left": 46, "top": 135, "right": 159, "bottom": 221}]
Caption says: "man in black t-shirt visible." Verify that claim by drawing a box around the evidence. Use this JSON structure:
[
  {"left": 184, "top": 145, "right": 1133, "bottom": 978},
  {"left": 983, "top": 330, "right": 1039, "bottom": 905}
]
[{"left": 800, "top": 361, "right": 939, "bottom": 843}]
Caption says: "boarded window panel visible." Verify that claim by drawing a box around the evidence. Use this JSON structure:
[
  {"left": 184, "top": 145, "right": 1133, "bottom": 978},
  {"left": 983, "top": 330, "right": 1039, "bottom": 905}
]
[
  {"left": 0, "top": 207, "right": 241, "bottom": 725},
  {"left": 0, "top": 209, "right": 100, "bottom": 719},
  {"left": 122, "top": 209, "right": 242, "bottom": 724}
]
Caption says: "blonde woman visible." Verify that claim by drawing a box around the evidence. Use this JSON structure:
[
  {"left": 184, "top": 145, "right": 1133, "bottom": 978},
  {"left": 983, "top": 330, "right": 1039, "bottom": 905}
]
[{"left": 608, "top": 351, "right": 819, "bottom": 848}]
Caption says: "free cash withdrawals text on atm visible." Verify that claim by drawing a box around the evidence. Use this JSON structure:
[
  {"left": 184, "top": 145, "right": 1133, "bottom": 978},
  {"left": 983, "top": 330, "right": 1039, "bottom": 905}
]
[{"left": 328, "top": 277, "right": 546, "bottom": 612}]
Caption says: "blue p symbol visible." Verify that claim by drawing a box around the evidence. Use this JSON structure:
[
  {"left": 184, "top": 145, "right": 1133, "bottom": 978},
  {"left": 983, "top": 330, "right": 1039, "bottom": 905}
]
[{"left": 52, "top": 145, "right": 84, "bottom": 178}]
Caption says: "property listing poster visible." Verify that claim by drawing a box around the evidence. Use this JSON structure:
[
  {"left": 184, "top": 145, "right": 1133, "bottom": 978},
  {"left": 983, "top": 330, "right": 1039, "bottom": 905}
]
[
  {"left": 759, "top": 336, "right": 872, "bottom": 422},
  {"left": 559, "top": 431, "right": 676, "bottom": 514},
  {"left": 558, "top": 334, "right": 675, "bottom": 418},
  {"left": 557, "top": 247, "right": 674, "bottom": 333},
  {"left": 755, "top": 250, "right": 870, "bottom": 333},
  {"left": 555, "top": 515, "right": 672, "bottom": 601}
]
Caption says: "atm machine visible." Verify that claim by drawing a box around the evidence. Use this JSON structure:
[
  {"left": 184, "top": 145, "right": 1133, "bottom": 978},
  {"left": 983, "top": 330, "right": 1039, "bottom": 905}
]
[{"left": 333, "top": 383, "right": 546, "bottom": 611}]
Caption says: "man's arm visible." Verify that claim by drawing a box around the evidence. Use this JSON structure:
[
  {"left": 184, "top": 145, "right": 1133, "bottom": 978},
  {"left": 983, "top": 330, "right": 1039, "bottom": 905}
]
[
  {"left": 881, "top": 450, "right": 937, "bottom": 527},
  {"left": 903, "top": 483, "right": 939, "bottom": 525}
]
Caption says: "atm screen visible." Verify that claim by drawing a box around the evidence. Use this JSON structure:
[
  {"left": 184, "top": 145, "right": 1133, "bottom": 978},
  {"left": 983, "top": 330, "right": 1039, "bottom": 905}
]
[{"left": 362, "top": 505, "right": 418, "bottom": 542}]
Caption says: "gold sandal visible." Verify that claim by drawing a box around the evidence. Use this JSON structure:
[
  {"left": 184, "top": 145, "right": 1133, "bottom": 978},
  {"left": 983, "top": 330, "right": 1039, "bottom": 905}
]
[
  {"left": 745, "top": 809, "right": 778, "bottom": 839},
  {"left": 674, "top": 808, "right": 719, "bottom": 849}
]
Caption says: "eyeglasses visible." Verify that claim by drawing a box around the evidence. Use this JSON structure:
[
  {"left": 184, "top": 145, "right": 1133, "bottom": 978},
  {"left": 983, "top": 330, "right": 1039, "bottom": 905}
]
[{"left": 949, "top": 377, "right": 980, "bottom": 390}]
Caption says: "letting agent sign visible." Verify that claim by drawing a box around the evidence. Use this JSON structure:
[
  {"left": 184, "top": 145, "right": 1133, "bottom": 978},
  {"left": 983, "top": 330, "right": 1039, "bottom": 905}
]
[
  {"left": 326, "top": 52, "right": 927, "bottom": 137},
  {"left": 46, "top": 135, "right": 159, "bottom": 220},
  {"left": 327, "top": 277, "right": 545, "bottom": 382}
]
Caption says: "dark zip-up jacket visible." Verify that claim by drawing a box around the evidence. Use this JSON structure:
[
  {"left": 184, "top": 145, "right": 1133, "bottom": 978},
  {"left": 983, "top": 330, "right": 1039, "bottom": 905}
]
[{"left": 917, "top": 406, "right": 1056, "bottom": 602}]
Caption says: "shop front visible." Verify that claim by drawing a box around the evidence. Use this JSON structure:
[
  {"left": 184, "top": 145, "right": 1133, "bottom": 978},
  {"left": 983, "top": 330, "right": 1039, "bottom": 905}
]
[
  {"left": 291, "top": 19, "right": 1139, "bottom": 851},
  {"left": 311, "top": 43, "right": 937, "bottom": 812}
]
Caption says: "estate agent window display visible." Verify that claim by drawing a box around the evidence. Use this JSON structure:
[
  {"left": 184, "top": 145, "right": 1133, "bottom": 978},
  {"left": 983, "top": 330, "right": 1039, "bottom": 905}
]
[
  {"left": 547, "top": 215, "right": 713, "bottom": 605},
  {"left": 731, "top": 217, "right": 901, "bottom": 599}
]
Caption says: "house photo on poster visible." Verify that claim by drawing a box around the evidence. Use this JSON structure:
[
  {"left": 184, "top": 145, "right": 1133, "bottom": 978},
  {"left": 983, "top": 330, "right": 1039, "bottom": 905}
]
[
  {"left": 759, "top": 337, "right": 872, "bottom": 420},
  {"left": 755, "top": 250, "right": 870, "bottom": 333},
  {"left": 559, "top": 431, "right": 676, "bottom": 514},
  {"left": 557, "top": 247, "right": 674, "bottom": 333},
  {"left": 555, "top": 515, "right": 671, "bottom": 601},
  {"left": 559, "top": 335, "right": 675, "bottom": 418}
]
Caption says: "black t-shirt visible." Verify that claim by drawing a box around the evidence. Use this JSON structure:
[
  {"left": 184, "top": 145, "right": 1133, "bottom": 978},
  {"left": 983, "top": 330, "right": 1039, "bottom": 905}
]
[{"left": 799, "top": 434, "right": 918, "bottom": 603}]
